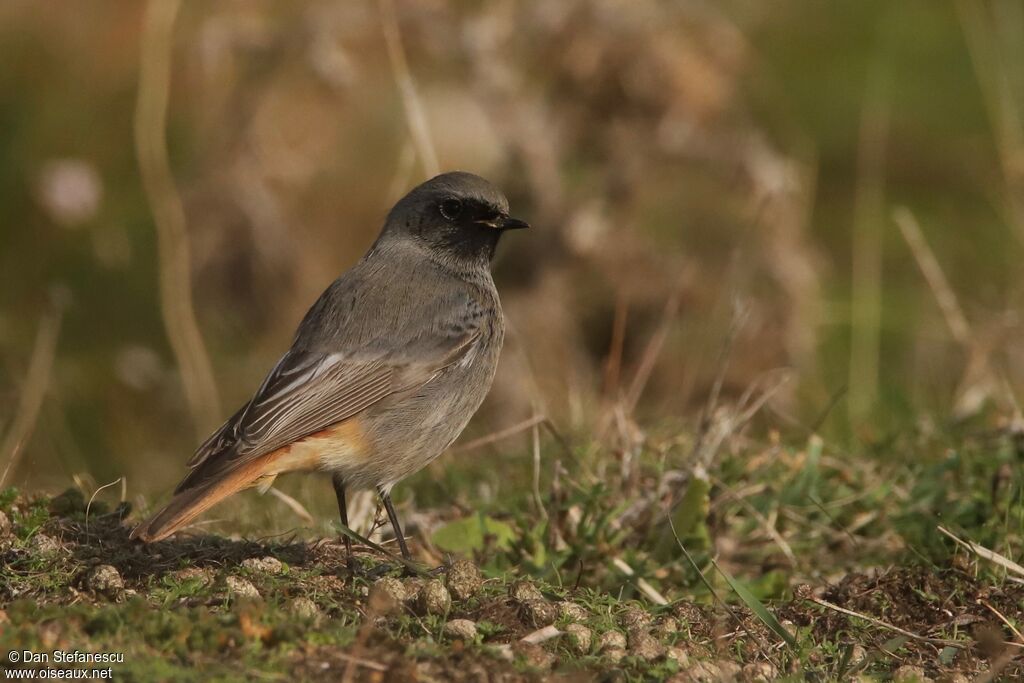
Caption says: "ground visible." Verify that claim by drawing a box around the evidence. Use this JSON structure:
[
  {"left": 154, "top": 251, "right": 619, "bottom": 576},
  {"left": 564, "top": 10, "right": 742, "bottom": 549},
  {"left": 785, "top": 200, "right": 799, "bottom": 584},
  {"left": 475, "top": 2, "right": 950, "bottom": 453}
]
[{"left": 1, "top": 420, "right": 1023, "bottom": 683}]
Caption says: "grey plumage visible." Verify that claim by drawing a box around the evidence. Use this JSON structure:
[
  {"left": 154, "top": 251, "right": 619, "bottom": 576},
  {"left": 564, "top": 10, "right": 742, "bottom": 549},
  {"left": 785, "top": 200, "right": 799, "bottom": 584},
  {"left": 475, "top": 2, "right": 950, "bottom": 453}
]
[{"left": 132, "top": 171, "right": 527, "bottom": 550}]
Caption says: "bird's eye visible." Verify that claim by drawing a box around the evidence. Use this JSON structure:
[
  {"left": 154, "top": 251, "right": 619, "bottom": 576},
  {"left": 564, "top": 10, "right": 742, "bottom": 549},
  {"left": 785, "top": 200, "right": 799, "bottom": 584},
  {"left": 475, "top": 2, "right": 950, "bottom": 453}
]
[{"left": 439, "top": 198, "right": 463, "bottom": 221}]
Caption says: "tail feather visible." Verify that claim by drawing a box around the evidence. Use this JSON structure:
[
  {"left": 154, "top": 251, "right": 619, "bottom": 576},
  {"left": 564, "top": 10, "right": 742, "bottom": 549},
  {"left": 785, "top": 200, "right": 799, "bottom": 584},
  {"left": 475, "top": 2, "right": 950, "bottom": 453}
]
[{"left": 131, "top": 454, "right": 280, "bottom": 543}]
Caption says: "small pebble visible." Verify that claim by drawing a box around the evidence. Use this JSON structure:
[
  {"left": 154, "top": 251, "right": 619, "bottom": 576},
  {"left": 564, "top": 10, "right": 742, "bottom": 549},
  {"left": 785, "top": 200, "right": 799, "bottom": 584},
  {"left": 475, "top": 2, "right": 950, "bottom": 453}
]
[
  {"left": 557, "top": 601, "right": 589, "bottom": 622},
  {"left": 596, "top": 630, "right": 626, "bottom": 653},
  {"left": 241, "top": 556, "right": 284, "bottom": 574},
  {"left": 289, "top": 597, "right": 321, "bottom": 622},
  {"left": 519, "top": 599, "right": 558, "bottom": 627},
  {"left": 446, "top": 559, "right": 483, "bottom": 601},
  {"left": 225, "top": 576, "right": 261, "bottom": 600},
  {"left": 417, "top": 579, "right": 451, "bottom": 615},
  {"left": 665, "top": 647, "right": 689, "bottom": 666},
  {"left": 564, "top": 623, "right": 592, "bottom": 655},
  {"left": 509, "top": 579, "right": 543, "bottom": 603},
  {"left": 86, "top": 565, "right": 123, "bottom": 597},
  {"left": 443, "top": 618, "right": 478, "bottom": 640}
]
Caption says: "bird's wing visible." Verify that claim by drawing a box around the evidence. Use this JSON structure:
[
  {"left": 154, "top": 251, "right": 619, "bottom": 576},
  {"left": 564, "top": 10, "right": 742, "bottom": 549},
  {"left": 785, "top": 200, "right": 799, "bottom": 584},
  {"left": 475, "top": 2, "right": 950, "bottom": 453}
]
[{"left": 179, "top": 326, "right": 480, "bottom": 493}]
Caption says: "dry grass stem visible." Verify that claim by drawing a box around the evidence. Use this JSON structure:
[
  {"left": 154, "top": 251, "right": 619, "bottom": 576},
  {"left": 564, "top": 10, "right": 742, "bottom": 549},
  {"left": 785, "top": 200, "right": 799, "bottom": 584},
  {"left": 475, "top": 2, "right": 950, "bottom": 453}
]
[
  {"left": 938, "top": 526, "right": 1024, "bottom": 578},
  {"left": 0, "top": 305, "right": 63, "bottom": 487},
  {"left": 893, "top": 207, "right": 972, "bottom": 345},
  {"left": 712, "top": 475, "right": 797, "bottom": 567},
  {"left": 611, "top": 556, "right": 669, "bottom": 605},
  {"left": 623, "top": 281, "right": 684, "bottom": 415},
  {"left": 955, "top": 0, "right": 1024, "bottom": 239},
  {"left": 809, "top": 597, "right": 964, "bottom": 648},
  {"left": 520, "top": 625, "right": 561, "bottom": 645},
  {"left": 85, "top": 477, "right": 124, "bottom": 537},
  {"left": 602, "top": 291, "right": 629, "bottom": 399},
  {"left": 267, "top": 486, "right": 315, "bottom": 525},
  {"left": 135, "top": 0, "right": 221, "bottom": 437},
  {"left": 378, "top": 0, "right": 439, "bottom": 177},
  {"left": 451, "top": 415, "right": 547, "bottom": 453}
]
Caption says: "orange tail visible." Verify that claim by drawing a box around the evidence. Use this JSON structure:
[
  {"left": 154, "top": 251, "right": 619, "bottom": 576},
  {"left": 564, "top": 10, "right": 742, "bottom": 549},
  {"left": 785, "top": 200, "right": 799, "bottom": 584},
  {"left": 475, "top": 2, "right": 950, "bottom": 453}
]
[{"left": 130, "top": 454, "right": 281, "bottom": 543}]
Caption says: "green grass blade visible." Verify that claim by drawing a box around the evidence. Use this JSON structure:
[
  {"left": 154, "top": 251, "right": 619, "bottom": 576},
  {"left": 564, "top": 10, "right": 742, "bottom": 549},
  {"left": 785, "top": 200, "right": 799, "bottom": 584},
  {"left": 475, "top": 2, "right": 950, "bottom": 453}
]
[{"left": 710, "top": 558, "right": 797, "bottom": 648}]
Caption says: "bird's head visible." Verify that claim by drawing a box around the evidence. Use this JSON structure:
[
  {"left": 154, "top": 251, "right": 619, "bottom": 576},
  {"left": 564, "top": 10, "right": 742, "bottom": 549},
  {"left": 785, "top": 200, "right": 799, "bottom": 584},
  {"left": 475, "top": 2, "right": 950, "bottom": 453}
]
[{"left": 381, "top": 171, "right": 529, "bottom": 266}]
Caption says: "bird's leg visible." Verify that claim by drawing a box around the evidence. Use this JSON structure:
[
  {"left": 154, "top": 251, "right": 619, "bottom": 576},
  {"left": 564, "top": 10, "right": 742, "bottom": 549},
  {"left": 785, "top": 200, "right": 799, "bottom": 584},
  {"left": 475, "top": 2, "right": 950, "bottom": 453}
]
[
  {"left": 378, "top": 487, "right": 412, "bottom": 561},
  {"left": 332, "top": 473, "right": 356, "bottom": 572}
]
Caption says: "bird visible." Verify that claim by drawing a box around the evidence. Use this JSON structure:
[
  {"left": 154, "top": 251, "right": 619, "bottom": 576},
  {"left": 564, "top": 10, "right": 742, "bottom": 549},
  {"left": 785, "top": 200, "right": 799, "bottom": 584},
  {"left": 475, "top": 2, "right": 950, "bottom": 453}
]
[{"left": 131, "top": 171, "right": 529, "bottom": 564}]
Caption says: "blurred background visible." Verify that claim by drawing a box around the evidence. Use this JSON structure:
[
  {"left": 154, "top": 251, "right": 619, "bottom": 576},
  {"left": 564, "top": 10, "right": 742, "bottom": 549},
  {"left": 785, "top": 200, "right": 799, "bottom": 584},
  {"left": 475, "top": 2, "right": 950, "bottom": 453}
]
[{"left": 1, "top": 1, "right": 1022, "bottom": 539}]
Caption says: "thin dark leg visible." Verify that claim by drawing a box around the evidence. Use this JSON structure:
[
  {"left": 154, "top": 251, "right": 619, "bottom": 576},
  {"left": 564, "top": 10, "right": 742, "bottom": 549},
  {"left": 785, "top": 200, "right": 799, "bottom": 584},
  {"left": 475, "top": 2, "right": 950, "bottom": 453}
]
[
  {"left": 379, "top": 488, "right": 412, "bottom": 561},
  {"left": 332, "top": 474, "right": 354, "bottom": 569}
]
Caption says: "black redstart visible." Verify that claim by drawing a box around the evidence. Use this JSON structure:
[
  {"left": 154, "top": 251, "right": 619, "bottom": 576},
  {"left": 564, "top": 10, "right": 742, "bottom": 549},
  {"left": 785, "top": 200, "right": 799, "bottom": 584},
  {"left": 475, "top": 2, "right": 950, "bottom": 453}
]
[{"left": 132, "top": 171, "right": 529, "bottom": 561}]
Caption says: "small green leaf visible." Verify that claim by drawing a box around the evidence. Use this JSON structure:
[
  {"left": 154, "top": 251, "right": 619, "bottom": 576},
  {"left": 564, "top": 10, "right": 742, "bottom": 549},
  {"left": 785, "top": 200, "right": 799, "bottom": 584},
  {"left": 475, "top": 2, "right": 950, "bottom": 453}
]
[{"left": 431, "top": 513, "right": 516, "bottom": 554}]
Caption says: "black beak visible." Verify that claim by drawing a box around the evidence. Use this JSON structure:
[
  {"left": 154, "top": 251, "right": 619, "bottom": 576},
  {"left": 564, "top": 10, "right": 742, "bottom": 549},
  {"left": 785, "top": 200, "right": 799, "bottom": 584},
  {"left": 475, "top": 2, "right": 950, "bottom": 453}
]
[{"left": 499, "top": 216, "right": 530, "bottom": 230}]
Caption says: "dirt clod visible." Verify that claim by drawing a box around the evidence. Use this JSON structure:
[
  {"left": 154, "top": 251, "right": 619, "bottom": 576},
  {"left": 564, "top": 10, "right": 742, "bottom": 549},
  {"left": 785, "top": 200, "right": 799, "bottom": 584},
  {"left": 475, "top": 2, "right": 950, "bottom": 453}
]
[
  {"left": 30, "top": 533, "right": 62, "bottom": 556},
  {"left": 742, "top": 661, "right": 778, "bottom": 681},
  {"left": 241, "top": 556, "right": 284, "bottom": 574},
  {"left": 373, "top": 576, "right": 409, "bottom": 605},
  {"left": 289, "top": 597, "right": 321, "bottom": 623},
  {"left": 417, "top": 579, "right": 451, "bottom": 615},
  {"left": 443, "top": 618, "right": 478, "bottom": 640},
  {"left": 170, "top": 567, "right": 214, "bottom": 587},
  {"left": 446, "top": 559, "right": 483, "bottom": 601},
  {"left": 509, "top": 579, "right": 543, "bottom": 603},
  {"left": 48, "top": 489, "right": 85, "bottom": 516},
  {"left": 894, "top": 665, "right": 932, "bottom": 683},
  {"left": 513, "top": 641, "right": 555, "bottom": 670},
  {"left": 519, "top": 598, "right": 558, "bottom": 627},
  {"left": 617, "top": 604, "right": 652, "bottom": 630},
  {"left": 401, "top": 577, "right": 425, "bottom": 602},
  {"left": 597, "top": 629, "right": 627, "bottom": 653},
  {"left": 86, "top": 564, "right": 123, "bottom": 597},
  {"left": 627, "top": 630, "right": 664, "bottom": 660},
  {"left": 225, "top": 576, "right": 261, "bottom": 600},
  {"left": 563, "top": 623, "right": 592, "bottom": 655},
  {"left": 557, "top": 601, "right": 589, "bottom": 622},
  {"left": 652, "top": 616, "right": 679, "bottom": 638}
]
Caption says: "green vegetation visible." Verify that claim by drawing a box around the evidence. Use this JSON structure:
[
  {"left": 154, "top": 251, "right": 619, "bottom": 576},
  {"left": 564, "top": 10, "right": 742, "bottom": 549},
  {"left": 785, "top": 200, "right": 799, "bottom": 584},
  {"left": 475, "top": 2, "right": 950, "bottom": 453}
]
[{"left": 2, "top": 418, "right": 1022, "bottom": 680}]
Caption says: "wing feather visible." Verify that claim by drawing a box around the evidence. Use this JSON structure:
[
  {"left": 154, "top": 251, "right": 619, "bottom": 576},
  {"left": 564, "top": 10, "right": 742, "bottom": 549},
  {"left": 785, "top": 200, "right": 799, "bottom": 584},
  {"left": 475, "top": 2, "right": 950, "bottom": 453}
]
[{"left": 180, "top": 326, "right": 480, "bottom": 491}]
